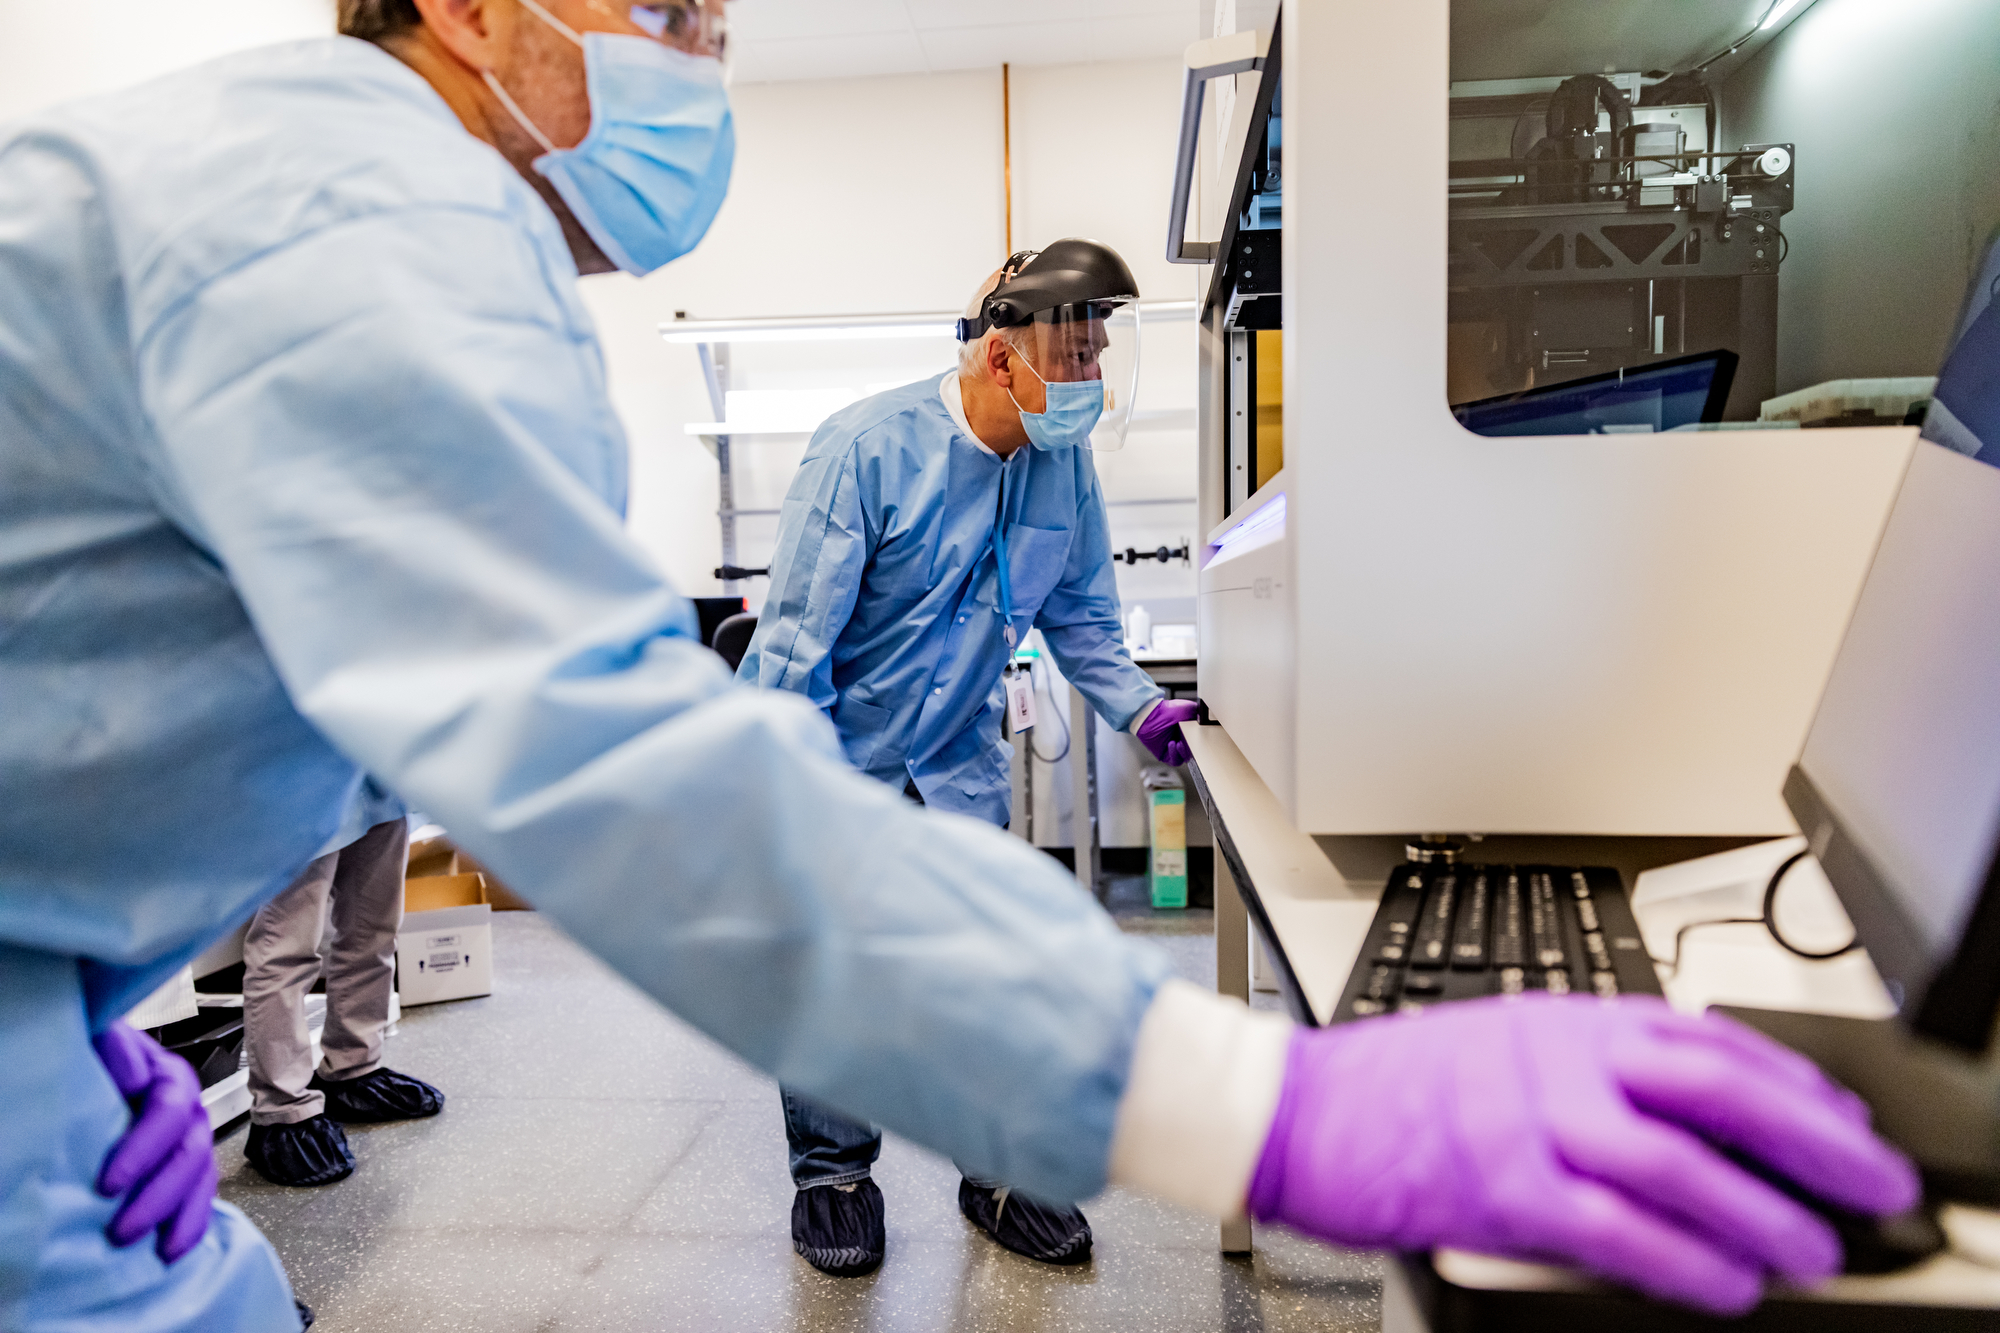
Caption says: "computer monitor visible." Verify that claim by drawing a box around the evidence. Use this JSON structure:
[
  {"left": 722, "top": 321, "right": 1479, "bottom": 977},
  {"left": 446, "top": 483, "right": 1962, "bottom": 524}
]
[
  {"left": 1920, "top": 228, "right": 2000, "bottom": 464},
  {"left": 1783, "top": 437, "right": 2000, "bottom": 1055},
  {"left": 1451, "top": 349, "right": 1738, "bottom": 438}
]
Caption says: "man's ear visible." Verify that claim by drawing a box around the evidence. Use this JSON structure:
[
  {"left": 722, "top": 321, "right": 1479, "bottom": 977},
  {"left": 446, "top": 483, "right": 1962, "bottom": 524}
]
[
  {"left": 984, "top": 334, "right": 1015, "bottom": 390},
  {"left": 408, "top": 0, "right": 505, "bottom": 68}
]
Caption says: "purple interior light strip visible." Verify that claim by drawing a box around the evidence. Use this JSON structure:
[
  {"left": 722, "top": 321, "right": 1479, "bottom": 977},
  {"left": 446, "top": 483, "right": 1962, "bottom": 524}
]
[{"left": 1202, "top": 492, "right": 1287, "bottom": 569}]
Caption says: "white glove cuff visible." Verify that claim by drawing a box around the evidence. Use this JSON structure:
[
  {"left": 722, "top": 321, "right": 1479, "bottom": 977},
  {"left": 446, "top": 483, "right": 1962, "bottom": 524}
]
[{"left": 1106, "top": 979, "right": 1294, "bottom": 1218}]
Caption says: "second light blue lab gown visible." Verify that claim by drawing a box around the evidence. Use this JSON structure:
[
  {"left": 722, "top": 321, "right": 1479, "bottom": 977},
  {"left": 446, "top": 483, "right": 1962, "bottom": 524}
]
[
  {"left": 736, "top": 375, "right": 1164, "bottom": 826},
  {"left": 0, "top": 38, "right": 1169, "bottom": 1330}
]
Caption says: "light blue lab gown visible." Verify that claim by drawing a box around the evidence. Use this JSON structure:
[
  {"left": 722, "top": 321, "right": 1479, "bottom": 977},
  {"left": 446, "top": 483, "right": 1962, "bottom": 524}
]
[
  {"left": 0, "top": 38, "right": 1168, "bottom": 1330},
  {"left": 736, "top": 376, "right": 1164, "bottom": 826},
  {"left": 318, "top": 779, "right": 409, "bottom": 858}
]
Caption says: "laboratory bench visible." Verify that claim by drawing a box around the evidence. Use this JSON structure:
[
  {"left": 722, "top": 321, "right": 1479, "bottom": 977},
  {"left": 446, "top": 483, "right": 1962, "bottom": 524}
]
[
  {"left": 1132, "top": 655, "right": 1197, "bottom": 692},
  {"left": 1178, "top": 723, "right": 2000, "bottom": 1330}
]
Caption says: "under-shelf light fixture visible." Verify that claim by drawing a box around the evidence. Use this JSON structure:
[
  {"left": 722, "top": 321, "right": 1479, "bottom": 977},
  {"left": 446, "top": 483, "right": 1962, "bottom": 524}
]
[
  {"left": 660, "top": 300, "right": 1198, "bottom": 346},
  {"left": 662, "top": 313, "right": 957, "bottom": 344}
]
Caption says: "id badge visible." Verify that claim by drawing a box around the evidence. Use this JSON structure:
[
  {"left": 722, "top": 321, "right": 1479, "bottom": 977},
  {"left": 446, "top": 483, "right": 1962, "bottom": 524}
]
[{"left": 1004, "top": 666, "right": 1036, "bottom": 732}]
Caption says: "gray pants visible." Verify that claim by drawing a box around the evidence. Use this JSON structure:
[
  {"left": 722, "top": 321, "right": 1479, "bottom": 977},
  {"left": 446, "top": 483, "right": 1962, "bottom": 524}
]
[{"left": 245, "top": 818, "right": 409, "bottom": 1125}]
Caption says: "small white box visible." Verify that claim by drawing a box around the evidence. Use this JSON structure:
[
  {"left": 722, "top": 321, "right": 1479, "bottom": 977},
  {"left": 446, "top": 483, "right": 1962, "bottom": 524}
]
[{"left": 397, "top": 902, "right": 493, "bottom": 1006}]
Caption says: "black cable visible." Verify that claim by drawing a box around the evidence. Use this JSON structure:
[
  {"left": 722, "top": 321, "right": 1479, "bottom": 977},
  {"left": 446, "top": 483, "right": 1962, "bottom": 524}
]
[
  {"left": 1761, "top": 849, "right": 1860, "bottom": 961},
  {"left": 1649, "top": 849, "right": 1858, "bottom": 975}
]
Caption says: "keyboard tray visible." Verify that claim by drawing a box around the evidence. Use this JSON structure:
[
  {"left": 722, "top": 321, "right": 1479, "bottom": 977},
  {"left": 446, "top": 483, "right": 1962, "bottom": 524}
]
[{"left": 1330, "top": 863, "right": 1663, "bottom": 1024}]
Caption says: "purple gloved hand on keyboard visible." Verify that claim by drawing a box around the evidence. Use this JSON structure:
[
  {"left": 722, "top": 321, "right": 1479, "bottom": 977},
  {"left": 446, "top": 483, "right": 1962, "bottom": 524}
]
[
  {"left": 1136, "top": 698, "right": 1200, "bottom": 766},
  {"left": 92, "top": 1020, "right": 218, "bottom": 1263},
  {"left": 1247, "top": 994, "right": 1917, "bottom": 1316}
]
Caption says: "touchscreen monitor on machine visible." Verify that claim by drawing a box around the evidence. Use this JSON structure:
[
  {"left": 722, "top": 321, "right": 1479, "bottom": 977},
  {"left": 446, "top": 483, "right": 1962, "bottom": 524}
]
[{"left": 1733, "top": 427, "right": 2000, "bottom": 1208}]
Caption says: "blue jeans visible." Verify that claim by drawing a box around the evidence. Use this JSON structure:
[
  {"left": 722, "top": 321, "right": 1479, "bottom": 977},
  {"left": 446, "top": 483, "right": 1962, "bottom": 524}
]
[
  {"left": 784, "top": 774, "right": 1002, "bottom": 1192},
  {"left": 781, "top": 1087, "right": 999, "bottom": 1190}
]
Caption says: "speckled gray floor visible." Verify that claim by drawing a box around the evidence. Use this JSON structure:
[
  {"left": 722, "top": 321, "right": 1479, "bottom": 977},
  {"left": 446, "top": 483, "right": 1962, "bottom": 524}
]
[{"left": 216, "top": 875, "right": 1382, "bottom": 1331}]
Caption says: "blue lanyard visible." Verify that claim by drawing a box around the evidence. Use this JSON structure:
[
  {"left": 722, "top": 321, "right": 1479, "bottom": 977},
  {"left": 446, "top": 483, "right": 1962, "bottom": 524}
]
[{"left": 992, "top": 457, "right": 1017, "bottom": 648}]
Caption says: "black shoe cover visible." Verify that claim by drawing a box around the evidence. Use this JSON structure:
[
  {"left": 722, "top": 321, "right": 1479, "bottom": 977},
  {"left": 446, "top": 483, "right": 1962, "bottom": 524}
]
[
  {"left": 295, "top": 1299, "right": 315, "bottom": 1330},
  {"left": 311, "top": 1066, "right": 445, "bottom": 1123},
  {"left": 958, "top": 1178, "right": 1092, "bottom": 1264},
  {"left": 245, "top": 1115, "right": 355, "bottom": 1187},
  {"left": 791, "top": 1179, "right": 885, "bottom": 1277}
]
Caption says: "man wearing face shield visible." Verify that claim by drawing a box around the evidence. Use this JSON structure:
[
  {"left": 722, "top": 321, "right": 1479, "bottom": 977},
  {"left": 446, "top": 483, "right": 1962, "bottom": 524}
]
[
  {"left": 735, "top": 242, "right": 1205, "bottom": 1273},
  {"left": 0, "top": 0, "right": 1923, "bottom": 1328}
]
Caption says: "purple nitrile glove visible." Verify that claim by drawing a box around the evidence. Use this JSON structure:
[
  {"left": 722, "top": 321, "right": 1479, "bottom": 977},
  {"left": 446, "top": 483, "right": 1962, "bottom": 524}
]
[
  {"left": 1247, "top": 994, "right": 1918, "bottom": 1317},
  {"left": 91, "top": 1020, "right": 217, "bottom": 1263},
  {"left": 1137, "top": 698, "right": 1200, "bottom": 766}
]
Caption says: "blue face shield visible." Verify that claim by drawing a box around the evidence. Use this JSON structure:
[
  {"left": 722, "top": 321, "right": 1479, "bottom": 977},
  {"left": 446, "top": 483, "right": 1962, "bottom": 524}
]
[
  {"left": 486, "top": 3, "right": 735, "bottom": 276},
  {"left": 1007, "top": 351, "right": 1106, "bottom": 452}
]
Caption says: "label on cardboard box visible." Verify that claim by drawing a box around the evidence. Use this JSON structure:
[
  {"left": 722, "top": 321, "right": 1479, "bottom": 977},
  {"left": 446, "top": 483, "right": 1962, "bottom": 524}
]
[
  {"left": 397, "top": 901, "right": 493, "bottom": 1006},
  {"left": 424, "top": 935, "right": 466, "bottom": 974}
]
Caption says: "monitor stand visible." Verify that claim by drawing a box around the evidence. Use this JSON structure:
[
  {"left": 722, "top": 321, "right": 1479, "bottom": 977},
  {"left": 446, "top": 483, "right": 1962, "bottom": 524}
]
[{"left": 1714, "top": 1006, "right": 2000, "bottom": 1207}]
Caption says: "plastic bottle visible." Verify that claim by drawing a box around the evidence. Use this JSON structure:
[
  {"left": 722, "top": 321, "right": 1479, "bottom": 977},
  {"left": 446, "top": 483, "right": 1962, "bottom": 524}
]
[{"left": 1127, "top": 603, "right": 1152, "bottom": 652}]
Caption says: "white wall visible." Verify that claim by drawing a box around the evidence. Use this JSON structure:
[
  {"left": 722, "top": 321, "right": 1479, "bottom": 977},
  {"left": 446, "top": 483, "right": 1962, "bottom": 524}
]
[
  {"left": 0, "top": 0, "right": 336, "bottom": 122},
  {"left": 578, "top": 67, "right": 1005, "bottom": 596}
]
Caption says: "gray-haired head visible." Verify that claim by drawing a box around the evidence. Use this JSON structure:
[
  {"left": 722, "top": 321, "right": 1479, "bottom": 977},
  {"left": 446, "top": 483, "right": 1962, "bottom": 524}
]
[
  {"left": 957, "top": 259, "right": 1036, "bottom": 377},
  {"left": 338, "top": 0, "right": 422, "bottom": 41}
]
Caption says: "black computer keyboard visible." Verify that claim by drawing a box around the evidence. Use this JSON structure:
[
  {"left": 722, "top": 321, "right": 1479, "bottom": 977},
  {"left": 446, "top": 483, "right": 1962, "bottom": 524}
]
[{"left": 1331, "top": 863, "right": 1663, "bottom": 1022}]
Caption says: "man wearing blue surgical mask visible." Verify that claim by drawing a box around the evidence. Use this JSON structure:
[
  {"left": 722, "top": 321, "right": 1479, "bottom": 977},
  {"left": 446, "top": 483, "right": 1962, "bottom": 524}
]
[
  {"left": 0, "top": 1, "right": 1923, "bottom": 1329},
  {"left": 736, "top": 244, "right": 1205, "bottom": 1276},
  {"left": 371, "top": 0, "right": 735, "bottom": 275},
  {"left": 0, "top": 1, "right": 742, "bottom": 1327}
]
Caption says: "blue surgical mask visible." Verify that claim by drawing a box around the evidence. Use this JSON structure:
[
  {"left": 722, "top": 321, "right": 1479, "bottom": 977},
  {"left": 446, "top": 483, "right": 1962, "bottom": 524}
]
[
  {"left": 1007, "top": 352, "right": 1105, "bottom": 451},
  {"left": 485, "top": 2, "right": 735, "bottom": 276}
]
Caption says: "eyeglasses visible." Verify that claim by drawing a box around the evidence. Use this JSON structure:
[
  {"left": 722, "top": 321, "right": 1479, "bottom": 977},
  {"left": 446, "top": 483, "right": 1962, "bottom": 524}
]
[{"left": 585, "top": 1, "right": 729, "bottom": 61}]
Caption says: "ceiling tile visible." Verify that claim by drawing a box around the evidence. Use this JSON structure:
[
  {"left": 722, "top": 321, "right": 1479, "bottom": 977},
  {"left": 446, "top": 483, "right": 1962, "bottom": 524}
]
[
  {"left": 731, "top": 0, "right": 1199, "bottom": 82},
  {"left": 729, "top": 0, "right": 913, "bottom": 43},
  {"left": 732, "top": 29, "right": 932, "bottom": 84},
  {"left": 1088, "top": 12, "right": 1202, "bottom": 63},
  {"left": 914, "top": 19, "right": 1096, "bottom": 73},
  {"left": 905, "top": 0, "right": 1195, "bottom": 32}
]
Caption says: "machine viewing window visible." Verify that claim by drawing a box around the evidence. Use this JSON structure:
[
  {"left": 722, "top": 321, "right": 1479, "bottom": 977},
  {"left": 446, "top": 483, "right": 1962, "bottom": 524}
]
[{"left": 1447, "top": 0, "right": 1999, "bottom": 438}]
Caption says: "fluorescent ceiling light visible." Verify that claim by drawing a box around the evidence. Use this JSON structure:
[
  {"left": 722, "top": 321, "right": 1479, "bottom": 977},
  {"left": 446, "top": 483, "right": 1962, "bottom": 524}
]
[
  {"left": 685, "top": 423, "right": 812, "bottom": 435},
  {"left": 660, "top": 300, "right": 1200, "bottom": 345},
  {"left": 663, "top": 318, "right": 956, "bottom": 345},
  {"left": 1760, "top": 0, "right": 1808, "bottom": 30}
]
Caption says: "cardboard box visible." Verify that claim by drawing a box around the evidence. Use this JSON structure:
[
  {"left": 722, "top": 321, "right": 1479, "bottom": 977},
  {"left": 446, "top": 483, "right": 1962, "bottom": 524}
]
[
  {"left": 405, "top": 834, "right": 459, "bottom": 882},
  {"left": 398, "top": 873, "right": 494, "bottom": 1006},
  {"left": 406, "top": 838, "right": 534, "bottom": 911}
]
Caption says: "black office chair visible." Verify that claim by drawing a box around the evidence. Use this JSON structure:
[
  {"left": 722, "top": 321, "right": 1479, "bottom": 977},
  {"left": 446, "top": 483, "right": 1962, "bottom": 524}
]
[
  {"left": 690, "top": 595, "right": 747, "bottom": 648},
  {"left": 711, "top": 612, "right": 759, "bottom": 673}
]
